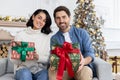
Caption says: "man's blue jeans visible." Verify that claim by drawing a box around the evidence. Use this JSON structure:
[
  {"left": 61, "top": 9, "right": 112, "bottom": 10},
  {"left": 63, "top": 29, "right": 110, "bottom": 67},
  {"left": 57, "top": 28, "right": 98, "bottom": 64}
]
[{"left": 15, "top": 68, "right": 48, "bottom": 80}]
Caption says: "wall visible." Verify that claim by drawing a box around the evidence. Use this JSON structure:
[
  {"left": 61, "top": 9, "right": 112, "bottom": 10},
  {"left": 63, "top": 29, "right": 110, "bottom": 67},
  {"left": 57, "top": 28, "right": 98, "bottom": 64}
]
[
  {"left": 102, "top": 28, "right": 120, "bottom": 49},
  {"left": 0, "top": 0, "right": 37, "bottom": 18},
  {"left": 0, "top": 0, "right": 120, "bottom": 54}
]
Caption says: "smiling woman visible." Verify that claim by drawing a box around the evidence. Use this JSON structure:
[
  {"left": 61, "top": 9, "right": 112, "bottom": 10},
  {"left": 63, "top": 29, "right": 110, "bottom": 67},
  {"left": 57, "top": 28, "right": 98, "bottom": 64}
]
[{"left": 9, "top": 9, "right": 52, "bottom": 80}]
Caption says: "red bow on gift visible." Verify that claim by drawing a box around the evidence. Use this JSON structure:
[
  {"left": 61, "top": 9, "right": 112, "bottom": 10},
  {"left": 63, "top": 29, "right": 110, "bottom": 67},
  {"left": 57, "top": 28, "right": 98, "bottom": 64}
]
[{"left": 51, "top": 42, "right": 80, "bottom": 80}]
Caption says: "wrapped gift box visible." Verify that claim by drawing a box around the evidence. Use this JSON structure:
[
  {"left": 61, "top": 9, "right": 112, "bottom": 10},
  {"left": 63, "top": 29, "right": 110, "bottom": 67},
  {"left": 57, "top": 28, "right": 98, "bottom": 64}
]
[
  {"left": 11, "top": 41, "right": 35, "bottom": 61},
  {"left": 50, "top": 42, "right": 81, "bottom": 72},
  {"left": 50, "top": 53, "right": 80, "bottom": 72}
]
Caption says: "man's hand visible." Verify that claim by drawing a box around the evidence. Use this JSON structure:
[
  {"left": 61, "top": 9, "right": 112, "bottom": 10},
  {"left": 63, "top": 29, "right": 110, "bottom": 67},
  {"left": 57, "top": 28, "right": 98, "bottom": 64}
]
[
  {"left": 77, "top": 54, "right": 92, "bottom": 72},
  {"left": 77, "top": 53, "right": 85, "bottom": 72}
]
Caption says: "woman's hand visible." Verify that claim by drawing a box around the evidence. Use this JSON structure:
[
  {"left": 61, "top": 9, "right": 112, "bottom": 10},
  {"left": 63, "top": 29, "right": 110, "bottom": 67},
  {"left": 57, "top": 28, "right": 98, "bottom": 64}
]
[
  {"left": 33, "top": 52, "right": 39, "bottom": 60},
  {"left": 77, "top": 53, "right": 85, "bottom": 72}
]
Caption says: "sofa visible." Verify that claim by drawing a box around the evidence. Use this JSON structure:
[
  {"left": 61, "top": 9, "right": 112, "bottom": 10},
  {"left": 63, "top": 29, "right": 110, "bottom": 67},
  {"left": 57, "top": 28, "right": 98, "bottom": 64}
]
[{"left": 0, "top": 57, "right": 113, "bottom": 80}]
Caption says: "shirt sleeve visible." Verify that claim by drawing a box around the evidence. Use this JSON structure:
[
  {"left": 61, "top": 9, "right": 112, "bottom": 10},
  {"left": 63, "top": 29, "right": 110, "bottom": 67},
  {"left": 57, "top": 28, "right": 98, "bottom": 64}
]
[{"left": 81, "top": 29, "right": 95, "bottom": 62}]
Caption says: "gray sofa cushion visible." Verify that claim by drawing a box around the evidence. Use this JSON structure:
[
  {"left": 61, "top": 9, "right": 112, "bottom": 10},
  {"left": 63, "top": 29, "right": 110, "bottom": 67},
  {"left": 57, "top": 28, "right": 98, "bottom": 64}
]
[
  {"left": 0, "top": 58, "right": 7, "bottom": 76},
  {"left": 6, "top": 59, "right": 14, "bottom": 73},
  {"left": 0, "top": 73, "right": 14, "bottom": 80},
  {"left": 93, "top": 77, "right": 98, "bottom": 80},
  {"left": 93, "top": 57, "right": 113, "bottom": 80}
]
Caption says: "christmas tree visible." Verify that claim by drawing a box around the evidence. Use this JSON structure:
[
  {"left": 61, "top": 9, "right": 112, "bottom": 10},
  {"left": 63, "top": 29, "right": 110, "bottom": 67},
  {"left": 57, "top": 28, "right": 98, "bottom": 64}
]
[{"left": 73, "top": 0, "right": 107, "bottom": 60}]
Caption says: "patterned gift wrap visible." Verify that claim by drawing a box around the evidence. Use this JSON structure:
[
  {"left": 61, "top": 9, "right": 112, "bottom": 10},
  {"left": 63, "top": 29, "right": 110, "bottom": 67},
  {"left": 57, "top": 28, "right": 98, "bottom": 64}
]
[
  {"left": 50, "top": 54, "right": 80, "bottom": 72},
  {"left": 50, "top": 42, "right": 81, "bottom": 72},
  {"left": 11, "top": 41, "right": 35, "bottom": 61}
]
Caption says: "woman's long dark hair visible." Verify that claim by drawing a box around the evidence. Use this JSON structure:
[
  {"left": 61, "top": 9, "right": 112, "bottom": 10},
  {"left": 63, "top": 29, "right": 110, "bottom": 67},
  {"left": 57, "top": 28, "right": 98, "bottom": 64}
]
[{"left": 26, "top": 9, "right": 52, "bottom": 34}]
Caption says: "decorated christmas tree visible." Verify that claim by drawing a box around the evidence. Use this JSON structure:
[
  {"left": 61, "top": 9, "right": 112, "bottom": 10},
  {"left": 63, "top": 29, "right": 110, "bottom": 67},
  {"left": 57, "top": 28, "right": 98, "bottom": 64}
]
[{"left": 73, "top": 0, "right": 107, "bottom": 60}]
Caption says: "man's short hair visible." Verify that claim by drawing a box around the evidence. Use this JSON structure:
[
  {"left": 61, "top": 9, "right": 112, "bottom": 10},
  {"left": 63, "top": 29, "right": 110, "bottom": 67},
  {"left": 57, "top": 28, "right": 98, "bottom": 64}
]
[{"left": 53, "top": 6, "right": 71, "bottom": 18}]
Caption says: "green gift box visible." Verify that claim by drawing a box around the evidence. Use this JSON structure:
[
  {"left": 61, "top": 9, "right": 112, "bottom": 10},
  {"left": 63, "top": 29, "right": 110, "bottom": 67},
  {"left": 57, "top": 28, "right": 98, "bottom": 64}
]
[
  {"left": 11, "top": 41, "right": 35, "bottom": 62},
  {"left": 50, "top": 42, "right": 81, "bottom": 72}
]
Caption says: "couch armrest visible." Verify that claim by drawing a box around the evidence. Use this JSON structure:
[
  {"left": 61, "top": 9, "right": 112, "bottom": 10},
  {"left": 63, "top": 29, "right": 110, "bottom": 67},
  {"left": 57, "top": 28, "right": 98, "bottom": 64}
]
[
  {"left": 0, "top": 58, "right": 7, "bottom": 76},
  {"left": 93, "top": 57, "right": 113, "bottom": 80}
]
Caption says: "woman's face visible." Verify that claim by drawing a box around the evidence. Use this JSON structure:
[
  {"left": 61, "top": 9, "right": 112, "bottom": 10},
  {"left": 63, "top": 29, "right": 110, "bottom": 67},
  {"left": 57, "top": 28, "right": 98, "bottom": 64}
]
[{"left": 32, "top": 12, "right": 46, "bottom": 30}]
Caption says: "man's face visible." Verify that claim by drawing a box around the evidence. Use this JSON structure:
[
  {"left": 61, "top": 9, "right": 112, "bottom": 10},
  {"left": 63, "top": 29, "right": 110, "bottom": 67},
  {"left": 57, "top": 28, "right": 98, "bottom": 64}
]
[{"left": 54, "top": 11, "right": 71, "bottom": 32}]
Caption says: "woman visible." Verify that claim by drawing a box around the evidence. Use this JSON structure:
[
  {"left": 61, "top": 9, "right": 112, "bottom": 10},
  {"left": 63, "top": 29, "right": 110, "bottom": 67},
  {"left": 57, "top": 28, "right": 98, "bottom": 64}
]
[{"left": 10, "top": 9, "right": 52, "bottom": 80}]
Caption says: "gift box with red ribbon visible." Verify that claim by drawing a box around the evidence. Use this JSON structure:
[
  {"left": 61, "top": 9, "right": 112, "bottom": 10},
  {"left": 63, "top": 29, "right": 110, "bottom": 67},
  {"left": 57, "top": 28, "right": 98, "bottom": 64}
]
[
  {"left": 11, "top": 41, "right": 35, "bottom": 62},
  {"left": 50, "top": 42, "right": 81, "bottom": 80}
]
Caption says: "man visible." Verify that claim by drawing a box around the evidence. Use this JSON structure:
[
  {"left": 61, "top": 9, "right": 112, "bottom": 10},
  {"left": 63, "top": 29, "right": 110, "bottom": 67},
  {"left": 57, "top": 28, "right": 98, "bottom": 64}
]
[{"left": 49, "top": 6, "right": 95, "bottom": 80}]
